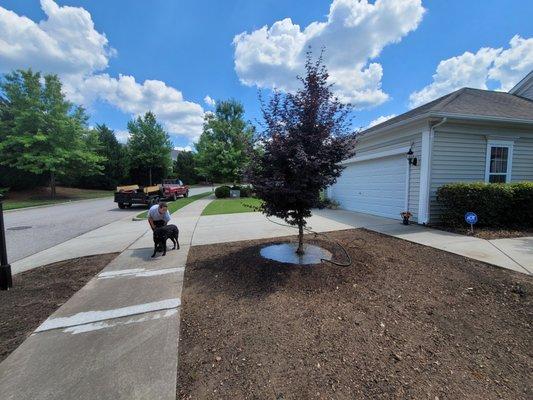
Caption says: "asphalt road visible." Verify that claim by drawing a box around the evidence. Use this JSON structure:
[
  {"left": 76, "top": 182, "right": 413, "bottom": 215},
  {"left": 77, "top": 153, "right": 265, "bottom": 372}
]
[{"left": 4, "top": 187, "right": 212, "bottom": 263}]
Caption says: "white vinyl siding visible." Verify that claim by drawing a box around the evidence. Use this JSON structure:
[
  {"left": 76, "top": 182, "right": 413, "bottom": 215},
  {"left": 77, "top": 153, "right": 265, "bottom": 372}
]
[
  {"left": 429, "top": 124, "right": 533, "bottom": 223},
  {"left": 513, "top": 136, "right": 533, "bottom": 180}
]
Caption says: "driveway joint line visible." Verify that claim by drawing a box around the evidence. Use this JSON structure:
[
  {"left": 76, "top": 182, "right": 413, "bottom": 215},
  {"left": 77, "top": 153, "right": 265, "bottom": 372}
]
[{"left": 487, "top": 240, "right": 531, "bottom": 274}]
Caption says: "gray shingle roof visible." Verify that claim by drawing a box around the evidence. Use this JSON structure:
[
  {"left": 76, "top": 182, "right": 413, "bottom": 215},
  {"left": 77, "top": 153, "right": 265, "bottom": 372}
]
[{"left": 363, "top": 87, "right": 533, "bottom": 134}]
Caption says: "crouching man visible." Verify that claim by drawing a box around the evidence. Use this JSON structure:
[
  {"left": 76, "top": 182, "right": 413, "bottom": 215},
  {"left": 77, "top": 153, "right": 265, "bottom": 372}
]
[{"left": 148, "top": 201, "right": 171, "bottom": 230}]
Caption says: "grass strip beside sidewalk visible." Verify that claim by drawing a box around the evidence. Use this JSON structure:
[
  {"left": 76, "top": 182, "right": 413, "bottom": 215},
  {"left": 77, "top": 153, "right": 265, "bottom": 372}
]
[
  {"left": 135, "top": 191, "right": 212, "bottom": 219},
  {"left": 201, "top": 197, "right": 263, "bottom": 216}
]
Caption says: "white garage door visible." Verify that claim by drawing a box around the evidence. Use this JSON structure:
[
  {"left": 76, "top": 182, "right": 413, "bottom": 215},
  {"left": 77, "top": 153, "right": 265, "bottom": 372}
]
[{"left": 331, "top": 155, "right": 407, "bottom": 219}]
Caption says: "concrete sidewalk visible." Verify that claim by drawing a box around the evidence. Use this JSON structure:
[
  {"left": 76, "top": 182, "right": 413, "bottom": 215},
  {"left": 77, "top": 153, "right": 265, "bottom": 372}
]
[
  {"left": 193, "top": 209, "right": 532, "bottom": 275},
  {"left": 0, "top": 197, "right": 214, "bottom": 400},
  {"left": 11, "top": 214, "right": 149, "bottom": 274}
]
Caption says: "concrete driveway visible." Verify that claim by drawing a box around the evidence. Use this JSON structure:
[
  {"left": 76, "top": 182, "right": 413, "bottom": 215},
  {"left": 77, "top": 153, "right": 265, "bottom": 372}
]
[{"left": 193, "top": 208, "right": 532, "bottom": 275}]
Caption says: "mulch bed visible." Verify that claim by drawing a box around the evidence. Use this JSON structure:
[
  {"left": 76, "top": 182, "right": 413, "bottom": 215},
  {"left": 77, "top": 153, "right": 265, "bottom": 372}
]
[
  {"left": 434, "top": 225, "right": 533, "bottom": 240},
  {"left": 0, "top": 253, "right": 118, "bottom": 363},
  {"left": 177, "top": 229, "right": 532, "bottom": 399}
]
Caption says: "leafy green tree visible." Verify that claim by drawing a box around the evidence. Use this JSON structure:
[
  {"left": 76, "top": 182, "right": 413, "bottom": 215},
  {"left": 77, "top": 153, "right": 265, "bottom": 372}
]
[
  {"left": 78, "top": 124, "right": 129, "bottom": 189},
  {"left": 0, "top": 69, "right": 104, "bottom": 198},
  {"left": 195, "top": 99, "right": 254, "bottom": 183},
  {"left": 127, "top": 111, "right": 172, "bottom": 186},
  {"left": 173, "top": 150, "right": 200, "bottom": 184}
]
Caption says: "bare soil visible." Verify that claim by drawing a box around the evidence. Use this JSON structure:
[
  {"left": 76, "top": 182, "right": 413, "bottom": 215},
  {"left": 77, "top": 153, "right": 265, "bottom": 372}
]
[
  {"left": 0, "top": 253, "right": 118, "bottom": 363},
  {"left": 177, "top": 229, "right": 532, "bottom": 400}
]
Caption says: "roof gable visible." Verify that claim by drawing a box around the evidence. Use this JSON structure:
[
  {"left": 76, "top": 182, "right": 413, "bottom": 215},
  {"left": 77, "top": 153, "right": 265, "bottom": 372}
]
[
  {"left": 363, "top": 85, "right": 533, "bottom": 135},
  {"left": 509, "top": 70, "right": 533, "bottom": 100}
]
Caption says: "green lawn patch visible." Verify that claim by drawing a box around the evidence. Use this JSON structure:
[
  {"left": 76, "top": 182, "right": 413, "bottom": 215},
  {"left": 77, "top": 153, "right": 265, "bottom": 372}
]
[
  {"left": 201, "top": 197, "right": 263, "bottom": 216},
  {"left": 136, "top": 191, "right": 212, "bottom": 219},
  {"left": 4, "top": 199, "right": 68, "bottom": 210},
  {"left": 3, "top": 188, "right": 112, "bottom": 210}
]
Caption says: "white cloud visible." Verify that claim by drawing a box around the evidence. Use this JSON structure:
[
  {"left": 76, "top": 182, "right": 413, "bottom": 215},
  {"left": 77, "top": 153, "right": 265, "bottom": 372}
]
[
  {"left": 0, "top": 0, "right": 204, "bottom": 141},
  {"left": 409, "top": 35, "right": 533, "bottom": 107},
  {"left": 72, "top": 74, "right": 205, "bottom": 139},
  {"left": 233, "top": 0, "right": 425, "bottom": 108},
  {"left": 114, "top": 130, "right": 130, "bottom": 144},
  {"left": 367, "top": 114, "right": 396, "bottom": 128},
  {"left": 203, "top": 95, "right": 216, "bottom": 107},
  {"left": 488, "top": 35, "right": 533, "bottom": 91},
  {"left": 174, "top": 145, "right": 193, "bottom": 152},
  {"left": 0, "top": 0, "right": 113, "bottom": 77}
]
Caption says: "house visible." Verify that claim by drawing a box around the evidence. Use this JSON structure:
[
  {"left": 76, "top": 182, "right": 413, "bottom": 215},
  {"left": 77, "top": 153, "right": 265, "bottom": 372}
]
[
  {"left": 328, "top": 71, "right": 533, "bottom": 224},
  {"left": 171, "top": 149, "right": 180, "bottom": 161}
]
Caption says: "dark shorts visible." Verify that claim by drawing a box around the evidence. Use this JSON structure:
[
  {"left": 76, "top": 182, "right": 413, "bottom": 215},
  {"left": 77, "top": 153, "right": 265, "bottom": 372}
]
[{"left": 153, "top": 220, "right": 166, "bottom": 228}]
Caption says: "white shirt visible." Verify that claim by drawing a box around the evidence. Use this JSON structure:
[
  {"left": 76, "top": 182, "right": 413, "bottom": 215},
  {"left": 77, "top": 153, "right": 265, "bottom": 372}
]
[{"left": 148, "top": 205, "right": 171, "bottom": 223}]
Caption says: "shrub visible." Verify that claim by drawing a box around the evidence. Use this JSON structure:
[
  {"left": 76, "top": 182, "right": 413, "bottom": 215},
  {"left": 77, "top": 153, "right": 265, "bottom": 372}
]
[
  {"left": 215, "top": 185, "right": 231, "bottom": 198},
  {"left": 227, "top": 184, "right": 252, "bottom": 197},
  {"left": 436, "top": 182, "right": 533, "bottom": 228},
  {"left": 239, "top": 185, "right": 252, "bottom": 198}
]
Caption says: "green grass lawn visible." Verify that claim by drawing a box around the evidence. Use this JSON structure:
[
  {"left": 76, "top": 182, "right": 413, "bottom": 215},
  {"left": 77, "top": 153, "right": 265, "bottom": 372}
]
[
  {"left": 201, "top": 197, "right": 263, "bottom": 216},
  {"left": 136, "top": 191, "right": 212, "bottom": 219},
  {"left": 3, "top": 188, "right": 113, "bottom": 211}
]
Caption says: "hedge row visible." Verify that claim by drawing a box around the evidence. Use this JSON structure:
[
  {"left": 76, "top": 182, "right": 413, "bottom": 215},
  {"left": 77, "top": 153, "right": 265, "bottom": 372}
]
[
  {"left": 214, "top": 185, "right": 253, "bottom": 199},
  {"left": 436, "top": 182, "right": 533, "bottom": 228}
]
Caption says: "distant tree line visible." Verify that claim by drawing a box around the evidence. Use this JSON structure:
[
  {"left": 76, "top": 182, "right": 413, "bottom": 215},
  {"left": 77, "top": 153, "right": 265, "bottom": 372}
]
[
  {"left": 0, "top": 69, "right": 174, "bottom": 197},
  {"left": 0, "top": 69, "right": 258, "bottom": 198}
]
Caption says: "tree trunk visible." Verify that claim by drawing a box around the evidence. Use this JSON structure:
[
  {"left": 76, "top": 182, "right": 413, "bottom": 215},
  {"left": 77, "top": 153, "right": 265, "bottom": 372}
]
[
  {"left": 50, "top": 172, "right": 56, "bottom": 200},
  {"left": 149, "top": 167, "right": 153, "bottom": 186},
  {"left": 296, "top": 222, "right": 304, "bottom": 255}
]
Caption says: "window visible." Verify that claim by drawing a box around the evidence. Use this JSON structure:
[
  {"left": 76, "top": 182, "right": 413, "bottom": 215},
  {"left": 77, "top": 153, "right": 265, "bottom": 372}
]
[{"left": 485, "top": 140, "right": 513, "bottom": 183}]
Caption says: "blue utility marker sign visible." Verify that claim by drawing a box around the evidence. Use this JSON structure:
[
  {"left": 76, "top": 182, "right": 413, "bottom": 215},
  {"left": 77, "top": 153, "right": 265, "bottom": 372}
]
[{"left": 465, "top": 212, "right": 478, "bottom": 225}]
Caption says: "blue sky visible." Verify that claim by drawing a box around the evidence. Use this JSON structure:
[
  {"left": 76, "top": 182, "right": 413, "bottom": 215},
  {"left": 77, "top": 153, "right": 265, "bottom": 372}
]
[{"left": 1, "top": 0, "right": 532, "bottom": 149}]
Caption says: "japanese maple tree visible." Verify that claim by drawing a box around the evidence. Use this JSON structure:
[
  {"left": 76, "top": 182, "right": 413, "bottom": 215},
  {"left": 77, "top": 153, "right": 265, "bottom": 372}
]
[{"left": 249, "top": 52, "right": 357, "bottom": 255}]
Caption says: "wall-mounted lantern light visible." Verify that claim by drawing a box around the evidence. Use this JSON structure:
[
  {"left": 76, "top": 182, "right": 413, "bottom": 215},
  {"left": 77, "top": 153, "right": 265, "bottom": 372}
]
[{"left": 407, "top": 149, "right": 417, "bottom": 166}]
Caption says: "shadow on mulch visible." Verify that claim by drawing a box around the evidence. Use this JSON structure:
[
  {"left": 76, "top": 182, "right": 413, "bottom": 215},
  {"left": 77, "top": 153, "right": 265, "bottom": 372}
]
[
  {"left": 177, "top": 229, "right": 532, "bottom": 400},
  {"left": 186, "top": 232, "right": 377, "bottom": 300},
  {"left": 0, "top": 253, "right": 118, "bottom": 363}
]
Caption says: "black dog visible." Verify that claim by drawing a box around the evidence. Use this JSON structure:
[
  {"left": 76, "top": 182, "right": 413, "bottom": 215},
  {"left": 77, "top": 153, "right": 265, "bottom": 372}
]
[{"left": 152, "top": 224, "right": 180, "bottom": 257}]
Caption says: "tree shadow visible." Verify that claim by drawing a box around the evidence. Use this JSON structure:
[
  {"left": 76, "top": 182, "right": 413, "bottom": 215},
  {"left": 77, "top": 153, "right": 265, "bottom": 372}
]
[{"left": 185, "top": 236, "right": 369, "bottom": 299}]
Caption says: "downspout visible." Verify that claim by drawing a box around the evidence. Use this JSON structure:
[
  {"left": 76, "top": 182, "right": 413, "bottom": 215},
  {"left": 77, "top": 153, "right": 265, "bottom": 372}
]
[
  {"left": 432, "top": 117, "right": 448, "bottom": 132},
  {"left": 423, "top": 117, "right": 447, "bottom": 225}
]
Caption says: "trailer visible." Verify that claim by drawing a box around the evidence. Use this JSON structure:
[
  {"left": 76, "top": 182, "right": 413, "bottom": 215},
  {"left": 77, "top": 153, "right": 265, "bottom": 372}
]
[{"left": 114, "top": 184, "right": 162, "bottom": 209}]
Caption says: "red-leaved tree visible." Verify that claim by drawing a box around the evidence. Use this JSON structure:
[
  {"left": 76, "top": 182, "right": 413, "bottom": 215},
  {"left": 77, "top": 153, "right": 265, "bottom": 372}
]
[{"left": 249, "top": 52, "right": 357, "bottom": 255}]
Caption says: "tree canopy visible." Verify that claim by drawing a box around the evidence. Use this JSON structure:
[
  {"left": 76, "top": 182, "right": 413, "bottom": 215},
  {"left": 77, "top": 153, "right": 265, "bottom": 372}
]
[
  {"left": 195, "top": 99, "right": 254, "bottom": 183},
  {"left": 173, "top": 150, "right": 201, "bottom": 185},
  {"left": 78, "top": 124, "right": 129, "bottom": 189},
  {"left": 249, "top": 53, "right": 357, "bottom": 254},
  {"left": 127, "top": 111, "right": 172, "bottom": 185},
  {"left": 0, "top": 69, "right": 104, "bottom": 198}
]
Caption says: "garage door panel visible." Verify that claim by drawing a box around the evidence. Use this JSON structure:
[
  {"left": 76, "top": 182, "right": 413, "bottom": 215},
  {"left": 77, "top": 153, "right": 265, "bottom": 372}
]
[{"left": 331, "top": 155, "right": 406, "bottom": 219}]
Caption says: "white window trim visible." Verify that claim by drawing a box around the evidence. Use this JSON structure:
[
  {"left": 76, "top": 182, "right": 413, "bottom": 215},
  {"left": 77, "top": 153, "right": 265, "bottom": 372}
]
[{"left": 484, "top": 140, "right": 514, "bottom": 183}]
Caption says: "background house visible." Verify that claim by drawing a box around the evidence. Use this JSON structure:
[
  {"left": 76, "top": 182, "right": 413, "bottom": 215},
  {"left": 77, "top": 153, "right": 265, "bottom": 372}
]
[{"left": 328, "top": 71, "right": 533, "bottom": 224}]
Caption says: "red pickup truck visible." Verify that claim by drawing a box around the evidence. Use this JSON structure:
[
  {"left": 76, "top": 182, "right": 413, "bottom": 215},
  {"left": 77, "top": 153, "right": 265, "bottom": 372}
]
[{"left": 162, "top": 179, "right": 189, "bottom": 201}]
